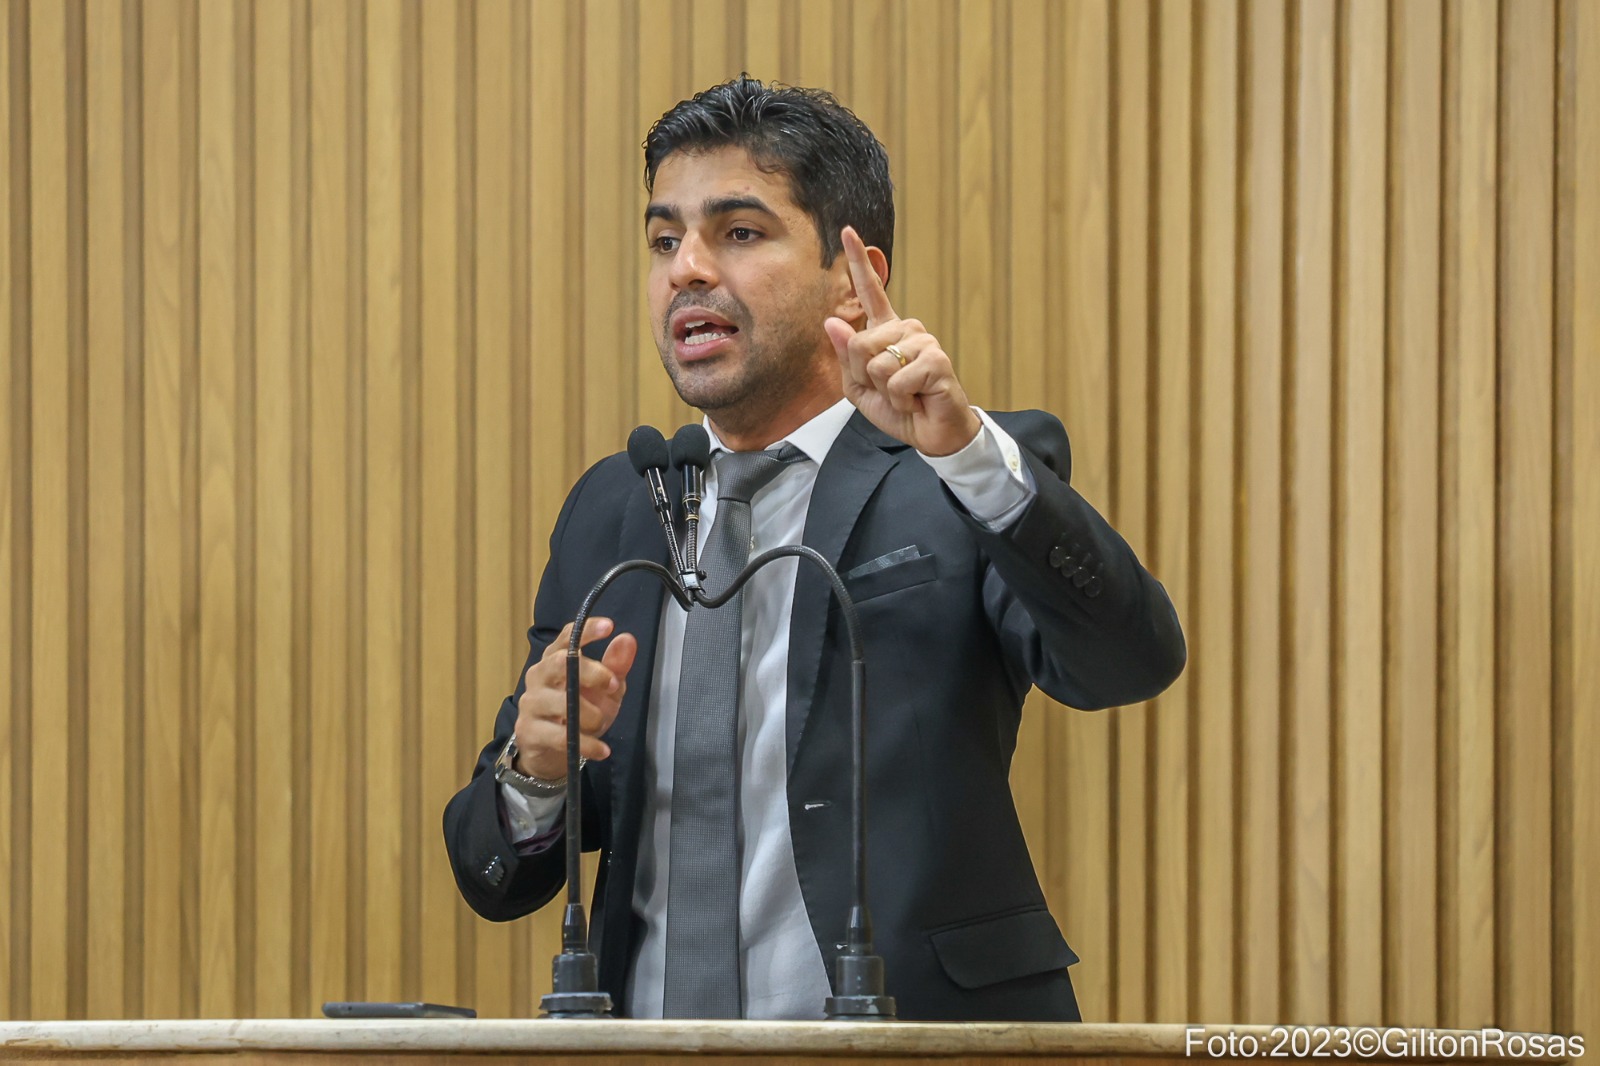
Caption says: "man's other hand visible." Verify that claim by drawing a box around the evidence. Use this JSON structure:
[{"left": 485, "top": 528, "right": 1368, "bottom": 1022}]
[
  {"left": 513, "top": 617, "right": 637, "bottom": 781},
  {"left": 823, "top": 225, "right": 982, "bottom": 458}
]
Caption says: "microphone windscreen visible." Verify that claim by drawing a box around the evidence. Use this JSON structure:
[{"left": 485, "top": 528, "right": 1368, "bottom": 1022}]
[
  {"left": 627, "top": 425, "right": 670, "bottom": 475},
  {"left": 670, "top": 424, "right": 712, "bottom": 470}
]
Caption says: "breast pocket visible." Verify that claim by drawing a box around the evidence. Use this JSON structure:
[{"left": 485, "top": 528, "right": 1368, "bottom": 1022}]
[{"left": 843, "top": 545, "right": 938, "bottom": 602}]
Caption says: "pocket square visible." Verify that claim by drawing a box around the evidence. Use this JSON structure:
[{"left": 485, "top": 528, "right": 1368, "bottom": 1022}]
[{"left": 845, "top": 545, "right": 923, "bottom": 580}]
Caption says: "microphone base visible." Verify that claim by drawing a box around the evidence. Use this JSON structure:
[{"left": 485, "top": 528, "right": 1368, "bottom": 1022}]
[
  {"left": 824, "top": 994, "right": 898, "bottom": 1020},
  {"left": 539, "top": 991, "right": 614, "bottom": 1019},
  {"left": 826, "top": 949, "right": 897, "bottom": 1020},
  {"left": 541, "top": 946, "right": 614, "bottom": 1018}
]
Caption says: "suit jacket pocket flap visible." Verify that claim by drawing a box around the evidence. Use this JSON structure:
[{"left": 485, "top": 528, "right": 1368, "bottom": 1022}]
[
  {"left": 929, "top": 908, "right": 1079, "bottom": 989},
  {"left": 845, "top": 550, "right": 938, "bottom": 602}
]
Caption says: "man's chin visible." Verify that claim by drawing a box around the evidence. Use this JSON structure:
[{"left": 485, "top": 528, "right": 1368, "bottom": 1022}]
[{"left": 664, "top": 362, "right": 746, "bottom": 412}]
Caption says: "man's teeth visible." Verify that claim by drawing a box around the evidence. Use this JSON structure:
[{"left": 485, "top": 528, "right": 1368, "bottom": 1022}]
[{"left": 683, "top": 328, "right": 731, "bottom": 346}]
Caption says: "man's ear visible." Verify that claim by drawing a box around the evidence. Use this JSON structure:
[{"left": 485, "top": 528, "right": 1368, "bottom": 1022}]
[{"left": 832, "top": 245, "right": 892, "bottom": 326}]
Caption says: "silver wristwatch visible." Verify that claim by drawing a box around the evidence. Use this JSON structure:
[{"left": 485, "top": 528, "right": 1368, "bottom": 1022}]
[{"left": 493, "top": 736, "right": 583, "bottom": 797}]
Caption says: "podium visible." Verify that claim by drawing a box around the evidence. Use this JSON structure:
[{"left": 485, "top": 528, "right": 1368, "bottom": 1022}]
[{"left": 0, "top": 1020, "right": 1561, "bottom": 1064}]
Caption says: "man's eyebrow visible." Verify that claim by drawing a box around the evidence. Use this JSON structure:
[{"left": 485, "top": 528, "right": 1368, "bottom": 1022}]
[
  {"left": 702, "top": 195, "right": 777, "bottom": 219},
  {"left": 644, "top": 202, "right": 680, "bottom": 227},
  {"left": 644, "top": 196, "right": 780, "bottom": 230}
]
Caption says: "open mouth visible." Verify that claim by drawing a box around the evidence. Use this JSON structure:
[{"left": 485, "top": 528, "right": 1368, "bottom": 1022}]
[{"left": 673, "top": 311, "right": 741, "bottom": 349}]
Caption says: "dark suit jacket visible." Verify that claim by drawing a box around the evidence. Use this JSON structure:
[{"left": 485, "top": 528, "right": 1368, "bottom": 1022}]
[{"left": 443, "top": 409, "right": 1185, "bottom": 1020}]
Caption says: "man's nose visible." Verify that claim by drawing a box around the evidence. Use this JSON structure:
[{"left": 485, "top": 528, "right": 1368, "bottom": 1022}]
[{"left": 668, "top": 231, "right": 718, "bottom": 289}]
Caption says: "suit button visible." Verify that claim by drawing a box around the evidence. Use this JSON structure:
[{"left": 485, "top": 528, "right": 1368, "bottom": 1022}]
[{"left": 1084, "top": 575, "right": 1102, "bottom": 598}]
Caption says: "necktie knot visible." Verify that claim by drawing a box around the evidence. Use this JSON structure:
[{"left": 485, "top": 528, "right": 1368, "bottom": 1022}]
[{"left": 714, "top": 443, "right": 802, "bottom": 505}]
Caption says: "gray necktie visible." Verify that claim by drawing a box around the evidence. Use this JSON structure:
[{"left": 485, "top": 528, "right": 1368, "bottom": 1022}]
[{"left": 663, "top": 444, "right": 800, "bottom": 1019}]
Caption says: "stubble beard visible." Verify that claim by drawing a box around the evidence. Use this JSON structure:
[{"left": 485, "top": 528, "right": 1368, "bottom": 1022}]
[{"left": 658, "top": 311, "right": 829, "bottom": 440}]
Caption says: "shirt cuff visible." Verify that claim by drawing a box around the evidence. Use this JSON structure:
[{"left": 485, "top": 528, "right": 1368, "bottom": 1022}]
[
  {"left": 918, "top": 407, "right": 1037, "bottom": 531},
  {"left": 499, "top": 782, "right": 567, "bottom": 855}
]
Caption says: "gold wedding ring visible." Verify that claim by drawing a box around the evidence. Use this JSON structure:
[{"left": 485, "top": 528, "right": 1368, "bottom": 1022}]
[{"left": 885, "top": 343, "right": 908, "bottom": 368}]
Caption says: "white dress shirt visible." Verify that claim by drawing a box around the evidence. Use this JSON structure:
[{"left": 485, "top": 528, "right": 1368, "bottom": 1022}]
[{"left": 502, "top": 400, "right": 1035, "bottom": 1017}]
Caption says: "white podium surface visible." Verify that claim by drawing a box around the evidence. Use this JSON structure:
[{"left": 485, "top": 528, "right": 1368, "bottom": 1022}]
[{"left": 0, "top": 1020, "right": 1565, "bottom": 1064}]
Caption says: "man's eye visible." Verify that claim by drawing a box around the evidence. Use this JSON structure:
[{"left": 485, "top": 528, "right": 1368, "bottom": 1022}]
[
  {"left": 650, "top": 234, "right": 679, "bottom": 253},
  {"left": 729, "top": 227, "right": 759, "bottom": 242}
]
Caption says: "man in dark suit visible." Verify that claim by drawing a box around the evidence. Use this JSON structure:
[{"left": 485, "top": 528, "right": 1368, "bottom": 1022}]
[{"left": 443, "top": 76, "right": 1185, "bottom": 1021}]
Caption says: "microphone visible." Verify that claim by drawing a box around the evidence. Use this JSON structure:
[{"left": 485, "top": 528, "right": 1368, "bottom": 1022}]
[
  {"left": 669, "top": 425, "right": 711, "bottom": 593},
  {"left": 627, "top": 426, "right": 686, "bottom": 576}
]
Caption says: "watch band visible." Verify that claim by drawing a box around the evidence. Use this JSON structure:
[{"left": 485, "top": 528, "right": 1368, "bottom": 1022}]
[{"left": 493, "top": 736, "right": 584, "bottom": 797}]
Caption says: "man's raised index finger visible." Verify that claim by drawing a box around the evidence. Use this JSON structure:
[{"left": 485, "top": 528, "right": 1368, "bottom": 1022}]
[{"left": 842, "top": 225, "right": 895, "bottom": 327}]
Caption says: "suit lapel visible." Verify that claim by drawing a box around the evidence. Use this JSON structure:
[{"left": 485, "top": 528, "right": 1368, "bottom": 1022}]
[{"left": 785, "top": 414, "right": 904, "bottom": 773}]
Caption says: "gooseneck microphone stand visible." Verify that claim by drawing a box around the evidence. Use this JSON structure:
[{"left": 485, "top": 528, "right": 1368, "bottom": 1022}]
[
  {"left": 538, "top": 557, "right": 692, "bottom": 1019},
  {"left": 539, "top": 426, "right": 895, "bottom": 1020}
]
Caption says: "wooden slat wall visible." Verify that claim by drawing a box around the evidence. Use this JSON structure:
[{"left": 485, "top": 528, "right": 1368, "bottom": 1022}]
[{"left": 1, "top": 0, "right": 1595, "bottom": 1035}]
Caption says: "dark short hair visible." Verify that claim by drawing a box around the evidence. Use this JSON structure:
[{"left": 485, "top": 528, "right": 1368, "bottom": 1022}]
[{"left": 643, "top": 74, "right": 895, "bottom": 273}]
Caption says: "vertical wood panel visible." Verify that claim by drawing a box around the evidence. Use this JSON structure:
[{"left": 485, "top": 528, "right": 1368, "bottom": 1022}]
[
  {"left": 363, "top": 0, "right": 405, "bottom": 1005},
  {"left": 1055, "top": 0, "right": 1115, "bottom": 1025},
  {"left": 795, "top": 0, "right": 833, "bottom": 87},
  {"left": 689, "top": 0, "right": 735, "bottom": 92},
  {"left": 1551, "top": 0, "right": 1572, "bottom": 1038},
  {"left": 522, "top": 0, "right": 579, "bottom": 989},
  {"left": 84, "top": 0, "right": 129, "bottom": 1022},
  {"left": 1333, "top": 0, "right": 1387, "bottom": 1027},
  {"left": 306, "top": 0, "right": 351, "bottom": 1007},
  {"left": 196, "top": 0, "right": 239, "bottom": 1018},
  {"left": 1109, "top": 0, "right": 1152, "bottom": 1023},
  {"left": 179, "top": 0, "right": 202, "bottom": 1018},
  {"left": 119, "top": 0, "right": 147, "bottom": 1017},
  {"left": 847, "top": 0, "right": 897, "bottom": 222},
  {"left": 140, "top": 0, "right": 188, "bottom": 1021},
  {"left": 1192, "top": 0, "right": 1238, "bottom": 1025},
  {"left": 953, "top": 0, "right": 996, "bottom": 402},
  {"left": 28, "top": 0, "right": 71, "bottom": 1020},
  {"left": 1438, "top": 0, "right": 1497, "bottom": 1029},
  {"left": 1236, "top": 0, "right": 1286, "bottom": 1024},
  {"left": 251, "top": 0, "right": 294, "bottom": 1018},
  {"left": 580, "top": 0, "right": 634, "bottom": 467},
  {"left": 341, "top": 0, "right": 369, "bottom": 1003},
  {"left": 1384, "top": 0, "right": 1442, "bottom": 1027},
  {"left": 1150, "top": 0, "right": 1192, "bottom": 1023},
  {"left": 417, "top": 0, "right": 461, "bottom": 1011},
  {"left": 1287, "top": 0, "right": 1334, "bottom": 1024},
  {"left": 636, "top": 0, "right": 684, "bottom": 436},
  {"left": 1564, "top": 0, "right": 1600, "bottom": 1045},
  {"left": 448, "top": 0, "right": 478, "bottom": 1008},
  {"left": 1495, "top": 0, "right": 1555, "bottom": 1034},
  {"left": 0, "top": 0, "right": 16, "bottom": 1020},
  {"left": 470, "top": 0, "right": 517, "bottom": 1017},
  {"left": 63, "top": 0, "right": 91, "bottom": 1014},
  {"left": 744, "top": 0, "right": 781, "bottom": 82},
  {"left": 399, "top": 0, "right": 425, "bottom": 1007},
  {"left": 898, "top": 0, "right": 953, "bottom": 339},
  {"left": 1005, "top": 0, "right": 1047, "bottom": 893},
  {"left": 286, "top": 0, "right": 313, "bottom": 1015}
]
